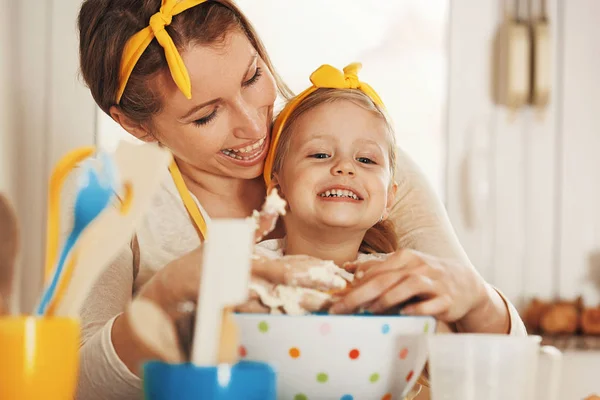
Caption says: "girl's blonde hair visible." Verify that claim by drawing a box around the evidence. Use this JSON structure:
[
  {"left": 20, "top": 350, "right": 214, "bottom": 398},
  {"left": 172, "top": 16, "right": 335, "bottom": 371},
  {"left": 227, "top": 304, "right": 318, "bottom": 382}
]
[{"left": 271, "top": 88, "right": 399, "bottom": 254}]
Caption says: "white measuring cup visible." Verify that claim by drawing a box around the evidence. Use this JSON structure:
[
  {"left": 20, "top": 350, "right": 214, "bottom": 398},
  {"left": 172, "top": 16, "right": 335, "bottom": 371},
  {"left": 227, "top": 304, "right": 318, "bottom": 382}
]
[{"left": 427, "top": 334, "right": 561, "bottom": 400}]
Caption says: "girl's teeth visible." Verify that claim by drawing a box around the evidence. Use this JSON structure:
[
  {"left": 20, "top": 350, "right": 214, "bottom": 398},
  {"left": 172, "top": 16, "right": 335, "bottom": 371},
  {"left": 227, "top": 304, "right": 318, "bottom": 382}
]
[{"left": 319, "top": 190, "right": 360, "bottom": 199}]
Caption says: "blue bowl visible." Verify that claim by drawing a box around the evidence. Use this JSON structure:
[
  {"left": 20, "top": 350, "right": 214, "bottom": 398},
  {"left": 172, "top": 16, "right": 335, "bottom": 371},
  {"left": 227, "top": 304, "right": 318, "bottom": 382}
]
[{"left": 143, "top": 360, "right": 277, "bottom": 400}]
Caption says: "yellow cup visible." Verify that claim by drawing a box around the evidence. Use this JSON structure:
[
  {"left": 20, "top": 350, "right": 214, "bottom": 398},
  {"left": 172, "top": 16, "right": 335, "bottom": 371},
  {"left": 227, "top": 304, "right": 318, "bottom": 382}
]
[{"left": 0, "top": 316, "right": 80, "bottom": 400}]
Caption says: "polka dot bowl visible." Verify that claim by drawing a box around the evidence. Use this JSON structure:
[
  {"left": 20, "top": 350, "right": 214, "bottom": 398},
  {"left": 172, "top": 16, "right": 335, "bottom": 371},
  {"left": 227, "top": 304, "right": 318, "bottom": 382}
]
[{"left": 233, "top": 314, "right": 435, "bottom": 400}]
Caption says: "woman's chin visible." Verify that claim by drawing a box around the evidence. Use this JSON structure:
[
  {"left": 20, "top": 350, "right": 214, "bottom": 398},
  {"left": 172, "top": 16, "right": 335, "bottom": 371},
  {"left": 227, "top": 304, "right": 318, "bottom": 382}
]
[{"left": 233, "top": 162, "right": 266, "bottom": 181}]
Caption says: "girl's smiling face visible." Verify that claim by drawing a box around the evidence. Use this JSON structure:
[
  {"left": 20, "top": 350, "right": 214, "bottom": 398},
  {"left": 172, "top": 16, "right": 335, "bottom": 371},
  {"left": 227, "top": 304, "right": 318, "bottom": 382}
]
[{"left": 275, "top": 100, "right": 397, "bottom": 234}]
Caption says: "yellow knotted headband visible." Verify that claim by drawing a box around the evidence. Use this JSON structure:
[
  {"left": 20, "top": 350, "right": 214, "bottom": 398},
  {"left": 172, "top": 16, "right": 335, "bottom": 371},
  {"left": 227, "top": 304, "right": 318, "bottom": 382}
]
[
  {"left": 263, "top": 62, "right": 385, "bottom": 186},
  {"left": 116, "top": 0, "right": 209, "bottom": 104}
]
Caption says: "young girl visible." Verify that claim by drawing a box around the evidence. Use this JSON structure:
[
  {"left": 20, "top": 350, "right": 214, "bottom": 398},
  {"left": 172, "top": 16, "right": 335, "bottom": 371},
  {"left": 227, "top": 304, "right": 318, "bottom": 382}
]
[
  {"left": 250, "top": 62, "right": 429, "bottom": 399},
  {"left": 241, "top": 63, "right": 403, "bottom": 317}
]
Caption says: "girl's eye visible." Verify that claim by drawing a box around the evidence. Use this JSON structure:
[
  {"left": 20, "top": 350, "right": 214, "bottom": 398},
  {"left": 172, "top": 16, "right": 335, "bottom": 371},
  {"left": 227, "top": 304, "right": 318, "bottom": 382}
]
[
  {"left": 310, "top": 153, "right": 330, "bottom": 159},
  {"left": 193, "top": 108, "right": 218, "bottom": 127},
  {"left": 243, "top": 66, "right": 263, "bottom": 87},
  {"left": 357, "top": 157, "right": 375, "bottom": 164}
]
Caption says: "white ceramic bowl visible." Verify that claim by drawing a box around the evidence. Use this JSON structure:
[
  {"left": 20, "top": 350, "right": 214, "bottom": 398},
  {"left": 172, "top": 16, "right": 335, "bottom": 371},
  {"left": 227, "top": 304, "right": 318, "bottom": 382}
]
[{"left": 233, "top": 314, "right": 435, "bottom": 400}]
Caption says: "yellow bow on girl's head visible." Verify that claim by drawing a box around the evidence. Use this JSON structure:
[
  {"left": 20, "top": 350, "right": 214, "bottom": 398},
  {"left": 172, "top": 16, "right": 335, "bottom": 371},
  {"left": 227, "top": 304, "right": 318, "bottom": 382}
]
[
  {"left": 308, "top": 63, "right": 384, "bottom": 107},
  {"left": 116, "top": 0, "right": 209, "bottom": 104},
  {"left": 263, "top": 62, "right": 385, "bottom": 186}
]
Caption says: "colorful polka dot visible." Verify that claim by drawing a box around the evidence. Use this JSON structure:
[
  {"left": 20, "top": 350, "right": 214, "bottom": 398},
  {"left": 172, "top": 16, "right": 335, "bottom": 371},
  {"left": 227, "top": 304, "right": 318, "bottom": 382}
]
[
  {"left": 381, "top": 324, "right": 390, "bottom": 334},
  {"left": 294, "top": 394, "right": 308, "bottom": 400},
  {"left": 369, "top": 373, "right": 380, "bottom": 383},
  {"left": 349, "top": 349, "right": 360, "bottom": 360},
  {"left": 316, "top": 372, "right": 329, "bottom": 383},
  {"left": 258, "top": 321, "right": 269, "bottom": 333},
  {"left": 406, "top": 370, "right": 414, "bottom": 382},
  {"left": 382, "top": 394, "right": 392, "bottom": 400},
  {"left": 423, "top": 322, "right": 430, "bottom": 333},
  {"left": 320, "top": 323, "right": 331, "bottom": 335},
  {"left": 340, "top": 395, "right": 354, "bottom": 400},
  {"left": 289, "top": 347, "right": 301, "bottom": 358},
  {"left": 399, "top": 347, "right": 408, "bottom": 360},
  {"left": 238, "top": 345, "right": 247, "bottom": 358}
]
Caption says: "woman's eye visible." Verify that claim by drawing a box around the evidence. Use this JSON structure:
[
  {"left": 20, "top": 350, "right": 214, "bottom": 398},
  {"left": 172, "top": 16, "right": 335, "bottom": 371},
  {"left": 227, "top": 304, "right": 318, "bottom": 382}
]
[
  {"left": 357, "top": 157, "right": 375, "bottom": 164},
  {"left": 193, "top": 109, "right": 218, "bottom": 127},
  {"left": 310, "top": 153, "right": 330, "bottom": 159},
  {"left": 243, "top": 66, "right": 263, "bottom": 87}
]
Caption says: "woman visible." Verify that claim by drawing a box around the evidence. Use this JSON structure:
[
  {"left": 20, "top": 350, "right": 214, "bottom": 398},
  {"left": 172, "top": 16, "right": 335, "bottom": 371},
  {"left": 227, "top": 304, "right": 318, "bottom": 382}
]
[{"left": 73, "top": 1, "right": 525, "bottom": 399}]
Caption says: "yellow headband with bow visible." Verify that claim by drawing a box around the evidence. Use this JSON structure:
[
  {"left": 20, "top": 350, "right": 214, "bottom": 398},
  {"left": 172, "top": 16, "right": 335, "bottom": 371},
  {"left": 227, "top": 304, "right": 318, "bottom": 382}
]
[
  {"left": 263, "top": 62, "right": 385, "bottom": 186},
  {"left": 116, "top": 0, "right": 209, "bottom": 104}
]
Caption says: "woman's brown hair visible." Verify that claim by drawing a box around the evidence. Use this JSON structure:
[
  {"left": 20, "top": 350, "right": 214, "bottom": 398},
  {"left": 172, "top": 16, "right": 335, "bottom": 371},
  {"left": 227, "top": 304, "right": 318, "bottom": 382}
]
[
  {"left": 270, "top": 88, "right": 399, "bottom": 255},
  {"left": 78, "top": 0, "right": 293, "bottom": 122}
]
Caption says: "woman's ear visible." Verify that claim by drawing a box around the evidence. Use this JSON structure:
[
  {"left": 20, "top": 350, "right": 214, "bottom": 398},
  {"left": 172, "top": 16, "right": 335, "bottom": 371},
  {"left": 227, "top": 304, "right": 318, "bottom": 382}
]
[
  {"left": 109, "top": 106, "right": 157, "bottom": 143},
  {"left": 382, "top": 181, "right": 398, "bottom": 220}
]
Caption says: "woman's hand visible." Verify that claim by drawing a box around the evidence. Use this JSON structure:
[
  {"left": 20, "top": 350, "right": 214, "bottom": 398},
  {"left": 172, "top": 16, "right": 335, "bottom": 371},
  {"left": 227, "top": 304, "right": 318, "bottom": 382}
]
[
  {"left": 135, "top": 246, "right": 205, "bottom": 320},
  {"left": 329, "top": 249, "right": 510, "bottom": 333}
]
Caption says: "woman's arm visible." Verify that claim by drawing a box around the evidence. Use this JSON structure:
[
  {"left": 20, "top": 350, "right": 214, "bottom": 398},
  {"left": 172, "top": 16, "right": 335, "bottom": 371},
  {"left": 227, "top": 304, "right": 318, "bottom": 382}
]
[
  {"left": 389, "top": 147, "right": 471, "bottom": 264},
  {"left": 76, "top": 244, "right": 206, "bottom": 400},
  {"left": 383, "top": 147, "right": 525, "bottom": 334},
  {"left": 76, "top": 245, "right": 143, "bottom": 400}
]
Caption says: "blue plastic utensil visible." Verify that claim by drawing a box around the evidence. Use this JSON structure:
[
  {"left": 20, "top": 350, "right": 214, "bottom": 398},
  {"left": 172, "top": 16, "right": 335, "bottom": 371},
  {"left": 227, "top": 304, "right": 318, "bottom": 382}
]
[
  {"left": 36, "top": 155, "right": 117, "bottom": 315},
  {"left": 143, "top": 361, "right": 277, "bottom": 400}
]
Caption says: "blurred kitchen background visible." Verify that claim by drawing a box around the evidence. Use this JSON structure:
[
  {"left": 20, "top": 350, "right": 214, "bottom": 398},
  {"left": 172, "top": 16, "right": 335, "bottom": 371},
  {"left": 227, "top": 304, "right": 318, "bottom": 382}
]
[{"left": 0, "top": 0, "right": 598, "bottom": 397}]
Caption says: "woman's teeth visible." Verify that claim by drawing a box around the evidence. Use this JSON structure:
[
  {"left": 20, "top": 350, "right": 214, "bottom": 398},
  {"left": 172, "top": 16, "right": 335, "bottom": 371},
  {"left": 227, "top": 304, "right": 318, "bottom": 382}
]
[
  {"left": 319, "top": 189, "right": 360, "bottom": 200},
  {"left": 221, "top": 138, "right": 265, "bottom": 160}
]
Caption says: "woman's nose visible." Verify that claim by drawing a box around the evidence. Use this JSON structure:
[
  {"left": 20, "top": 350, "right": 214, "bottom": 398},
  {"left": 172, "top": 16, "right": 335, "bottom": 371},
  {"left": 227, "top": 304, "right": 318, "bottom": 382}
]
[{"left": 233, "top": 101, "right": 264, "bottom": 139}]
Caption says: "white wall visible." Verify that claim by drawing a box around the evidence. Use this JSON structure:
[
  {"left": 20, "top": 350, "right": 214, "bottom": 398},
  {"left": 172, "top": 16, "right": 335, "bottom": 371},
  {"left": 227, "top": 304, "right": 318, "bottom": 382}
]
[
  {"left": 11, "top": 0, "right": 96, "bottom": 313},
  {"left": 0, "top": 0, "right": 17, "bottom": 312},
  {"left": 0, "top": 0, "right": 16, "bottom": 201}
]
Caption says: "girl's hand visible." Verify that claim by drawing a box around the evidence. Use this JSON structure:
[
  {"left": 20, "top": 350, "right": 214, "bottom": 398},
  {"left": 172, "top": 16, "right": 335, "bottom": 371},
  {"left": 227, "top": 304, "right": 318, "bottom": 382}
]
[
  {"left": 253, "top": 188, "right": 287, "bottom": 243},
  {"left": 330, "top": 248, "right": 489, "bottom": 323},
  {"left": 236, "top": 254, "right": 350, "bottom": 314},
  {"left": 251, "top": 254, "right": 349, "bottom": 292},
  {"left": 253, "top": 209, "right": 279, "bottom": 243},
  {"left": 137, "top": 248, "right": 349, "bottom": 320}
]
